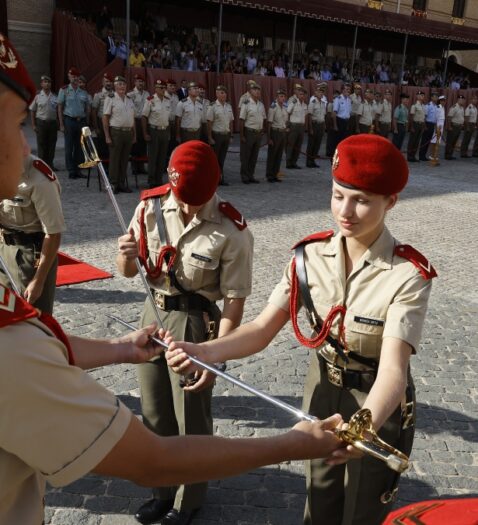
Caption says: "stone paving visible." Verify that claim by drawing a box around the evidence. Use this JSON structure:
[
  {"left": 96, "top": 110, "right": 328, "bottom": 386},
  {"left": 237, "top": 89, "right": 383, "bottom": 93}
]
[{"left": 25, "top": 127, "right": 477, "bottom": 524}]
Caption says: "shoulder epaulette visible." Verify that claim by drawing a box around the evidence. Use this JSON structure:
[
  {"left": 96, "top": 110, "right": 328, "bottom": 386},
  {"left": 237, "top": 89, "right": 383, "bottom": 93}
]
[
  {"left": 394, "top": 244, "right": 437, "bottom": 280},
  {"left": 33, "top": 159, "right": 56, "bottom": 181},
  {"left": 140, "top": 183, "right": 171, "bottom": 201},
  {"left": 0, "top": 285, "right": 38, "bottom": 328},
  {"left": 292, "top": 230, "right": 334, "bottom": 250},
  {"left": 218, "top": 202, "right": 247, "bottom": 231}
]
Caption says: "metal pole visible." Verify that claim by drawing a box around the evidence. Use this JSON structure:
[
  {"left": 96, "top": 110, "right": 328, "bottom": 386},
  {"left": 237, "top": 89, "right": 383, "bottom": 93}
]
[
  {"left": 442, "top": 39, "right": 451, "bottom": 87},
  {"left": 351, "top": 25, "right": 358, "bottom": 82},
  {"left": 216, "top": 0, "right": 223, "bottom": 73},
  {"left": 290, "top": 14, "right": 297, "bottom": 78},
  {"left": 126, "top": 0, "right": 131, "bottom": 66},
  {"left": 0, "top": 255, "right": 21, "bottom": 295},
  {"left": 396, "top": 0, "right": 401, "bottom": 14},
  {"left": 399, "top": 33, "right": 408, "bottom": 87}
]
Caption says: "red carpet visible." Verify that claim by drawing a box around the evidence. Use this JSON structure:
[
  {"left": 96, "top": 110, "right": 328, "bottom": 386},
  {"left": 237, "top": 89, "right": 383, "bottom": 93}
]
[{"left": 56, "top": 252, "right": 113, "bottom": 287}]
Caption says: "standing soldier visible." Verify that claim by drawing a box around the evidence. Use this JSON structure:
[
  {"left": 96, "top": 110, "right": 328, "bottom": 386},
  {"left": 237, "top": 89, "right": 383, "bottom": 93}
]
[
  {"left": 198, "top": 83, "right": 210, "bottom": 143},
  {"left": 349, "top": 83, "right": 363, "bottom": 135},
  {"left": 78, "top": 75, "right": 93, "bottom": 123},
  {"left": 265, "top": 88, "right": 288, "bottom": 182},
  {"left": 238, "top": 80, "right": 256, "bottom": 111},
  {"left": 207, "top": 85, "right": 234, "bottom": 186},
  {"left": 392, "top": 93, "right": 410, "bottom": 151},
  {"left": 175, "top": 81, "right": 203, "bottom": 144},
  {"left": 306, "top": 83, "right": 327, "bottom": 168},
  {"left": 460, "top": 95, "right": 477, "bottom": 158},
  {"left": 325, "top": 90, "right": 340, "bottom": 158},
  {"left": 117, "top": 141, "right": 254, "bottom": 525},
  {"left": 91, "top": 72, "right": 114, "bottom": 161},
  {"left": 57, "top": 67, "right": 90, "bottom": 179},
  {"left": 356, "top": 88, "right": 375, "bottom": 134},
  {"left": 445, "top": 94, "right": 465, "bottom": 160},
  {"left": 286, "top": 85, "right": 307, "bottom": 169},
  {"left": 166, "top": 78, "right": 179, "bottom": 162},
  {"left": 418, "top": 92, "right": 438, "bottom": 161},
  {"left": 239, "top": 81, "right": 266, "bottom": 184},
  {"left": 29, "top": 75, "right": 58, "bottom": 169},
  {"left": 407, "top": 91, "right": 426, "bottom": 162},
  {"left": 103, "top": 76, "right": 136, "bottom": 194},
  {"left": 374, "top": 89, "right": 393, "bottom": 139},
  {"left": 332, "top": 83, "right": 352, "bottom": 151},
  {"left": 128, "top": 74, "right": 150, "bottom": 175},
  {"left": 0, "top": 154, "right": 65, "bottom": 314},
  {"left": 142, "top": 79, "right": 171, "bottom": 189}
]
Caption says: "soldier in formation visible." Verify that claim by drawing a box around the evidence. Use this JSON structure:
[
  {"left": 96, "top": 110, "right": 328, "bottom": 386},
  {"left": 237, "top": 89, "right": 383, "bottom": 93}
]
[
  {"left": 306, "top": 83, "right": 327, "bottom": 168},
  {"left": 266, "top": 88, "right": 288, "bottom": 182}
]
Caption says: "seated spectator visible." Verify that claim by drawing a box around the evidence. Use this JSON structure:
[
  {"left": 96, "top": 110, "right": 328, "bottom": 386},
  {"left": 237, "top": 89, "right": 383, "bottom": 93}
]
[
  {"left": 246, "top": 52, "right": 257, "bottom": 74},
  {"left": 129, "top": 45, "right": 146, "bottom": 67},
  {"left": 115, "top": 37, "right": 128, "bottom": 65},
  {"left": 274, "top": 59, "right": 286, "bottom": 78},
  {"left": 320, "top": 64, "right": 333, "bottom": 81},
  {"left": 450, "top": 77, "right": 461, "bottom": 90}
]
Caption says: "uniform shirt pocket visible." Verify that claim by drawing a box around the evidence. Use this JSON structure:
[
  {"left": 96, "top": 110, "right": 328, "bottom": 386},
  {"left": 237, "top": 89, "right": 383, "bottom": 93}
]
[
  {"left": 3, "top": 195, "right": 33, "bottom": 226},
  {"left": 346, "top": 311, "right": 385, "bottom": 359},
  {"left": 182, "top": 253, "right": 219, "bottom": 291}
]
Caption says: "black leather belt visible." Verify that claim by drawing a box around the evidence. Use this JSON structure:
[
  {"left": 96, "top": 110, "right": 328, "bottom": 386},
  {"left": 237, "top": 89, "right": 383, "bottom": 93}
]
[
  {"left": 319, "top": 354, "right": 376, "bottom": 391},
  {"left": 64, "top": 115, "right": 85, "bottom": 121},
  {"left": 0, "top": 229, "right": 45, "bottom": 247},
  {"left": 151, "top": 290, "right": 214, "bottom": 313}
]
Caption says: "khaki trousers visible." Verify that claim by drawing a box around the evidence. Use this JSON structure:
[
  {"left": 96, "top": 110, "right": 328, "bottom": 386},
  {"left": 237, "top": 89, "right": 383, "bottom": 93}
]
[
  {"left": 266, "top": 129, "right": 286, "bottom": 179},
  {"left": 306, "top": 121, "right": 325, "bottom": 165},
  {"left": 286, "top": 123, "right": 305, "bottom": 166},
  {"left": 240, "top": 128, "right": 263, "bottom": 182},
  {"left": 445, "top": 124, "right": 462, "bottom": 158},
  {"left": 147, "top": 126, "right": 170, "bottom": 187},
  {"left": 211, "top": 131, "right": 230, "bottom": 175},
  {"left": 109, "top": 127, "right": 133, "bottom": 187}
]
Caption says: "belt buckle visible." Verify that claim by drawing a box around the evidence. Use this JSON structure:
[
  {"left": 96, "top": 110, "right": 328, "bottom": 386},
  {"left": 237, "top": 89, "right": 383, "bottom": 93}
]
[
  {"left": 154, "top": 292, "right": 165, "bottom": 310},
  {"left": 326, "top": 362, "right": 343, "bottom": 387}
]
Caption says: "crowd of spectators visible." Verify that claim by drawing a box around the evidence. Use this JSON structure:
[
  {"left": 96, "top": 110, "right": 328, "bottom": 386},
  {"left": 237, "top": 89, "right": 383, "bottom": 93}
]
[{"left": 73, "top": 5, "right": 473, "bottom": 89}]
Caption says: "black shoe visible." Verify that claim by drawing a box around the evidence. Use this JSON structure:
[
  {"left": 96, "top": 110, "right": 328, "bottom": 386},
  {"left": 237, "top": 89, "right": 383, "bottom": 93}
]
[
  {"left": 219, "top": 180, "right": 229, "bottom": 186},
  {"left": 249, "top": 178, "right": 260, "bottom": 184},
  {"left": 159, "top": 509, "right": 198, "bottom": 525},
  {"left": 461, "top": 155, "right": 471, "bottom": 158},
  {"left": 419, "top": 157, "right": 428, "bottom": 162},
  {"left": 407, "top": 158, "right": 418, "bottom": 162},
  {"left": 306, "top": 162, "right": 318, "bottom": 168},
  {"left": 293, "top": 164, "right": 302, "bottom": 169},
  {"left": 76, "top": 172, "right": 88, "bottom": 179},
  {"left": 286, "top": 164, "right": 293, "bottom": 169},
  {"left": 135, "top": 498, "right": 175, "bottom": 525},
  {"left": 112, "top": 186, "right": 120, "bottom": 194},
  {"left": 275, "top": 177, "right": 282, "bottom": 182},
  {"left": 68, "top": 173, "right": 79, "bottom": 179},
  {"left": 242, "top": 180, "right": 250, "bottom": 184},
  {"left": 445, "top": 156, "right": 456, "bottom": 160},
  {"left": 267, "top": 178, "right": 276, "bottom": 183},
  {"left": 122, "top": 187, "right": 133, "bottom": 193},
  {"left": 473, "top": 154, "right": 478, "bottom": 158}
]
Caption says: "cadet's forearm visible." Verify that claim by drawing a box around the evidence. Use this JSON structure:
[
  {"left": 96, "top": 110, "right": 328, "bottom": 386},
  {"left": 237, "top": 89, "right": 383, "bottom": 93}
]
[
  {"left": 33, "top": 233, "right": 61, "bottom": 285},
  {"left": 218, "top": 297, "right": 245, "bottom": 338},
  {"left": 69, "top": 335, "right": 125, "bottom": 369}
]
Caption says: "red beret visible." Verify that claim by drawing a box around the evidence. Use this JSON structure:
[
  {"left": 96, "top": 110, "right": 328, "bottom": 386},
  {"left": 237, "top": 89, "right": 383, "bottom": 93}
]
[
  {"left": 103, "top": 72, "right": 113, "bottom": 82},
  {"left": 134, "top": 74, "right": 144, "bottom": 81},
  {"left": 68, "top": 67, "right": 80, "bottom": 76},
  {"left": 332, "top": 135, "right": 408, "bottom": 195},
  {"left": 0, "top": 33, "right": 36, "bottom": 104},
  {"left": 168, "top": 141, "right": 220, "bottom": 206},
  {"left": 167, "top": 78, "right": 176, "bottom": 85}
]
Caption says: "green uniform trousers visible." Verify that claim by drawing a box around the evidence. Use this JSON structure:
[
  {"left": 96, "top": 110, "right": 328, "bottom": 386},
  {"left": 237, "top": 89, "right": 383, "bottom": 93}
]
[
  {"left": 306, "top": 122, "right": 325, "bottom": 166},
  {"left": 407, "top": 123, "right": 424, "bottom": 160},
  {"left": 109, "top": 128, "right": 133, "bottom": 188},
  {"left": 445, "top": 124, "right": 462, "bottom": 158},
  {"left": 266, "top": 129, "right": 286, "bottom": 180},
  {"left": 147, "top": 126, "right": 170, "bottom": 187},
  {"left": 137, "top": 299, "right": 221, "bottom": 511},
  {"left": 302, "top": 352, "right": 415, "bottom": 525},
  {"left": 240, "top": 128, "right": 263, "bottom": 182},
  {"left": 180, "top": 129, "right": 201, "bottom": 144},
  {"left": 460, "top": 124, "right": 476, "bottom": 156},
  {"left": 211, "top": 132, "right": 230, "bottom": 178},
  {"left": 377, "top": 122, "right": 391, "bottom": 139},
  {"left": 0, "top": 239, "right": 57, "bottom": 314},
  {"left": 358, "top": 123, "right": 371, "bottom": 134},
  {"left": 35, "top": 119, "right": 58, "bottom": 168},
  {"left": 286, "top": 123, "right": 305, "bottom": 167}
]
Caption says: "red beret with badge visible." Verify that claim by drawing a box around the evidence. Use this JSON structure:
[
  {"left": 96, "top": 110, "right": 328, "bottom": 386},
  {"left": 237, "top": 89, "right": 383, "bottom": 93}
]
[
  {"left": 167, "top": 141, "right": 220, "bottom": 206},
  {"left": 0, "top": 33, "right": 36, "bottom": 104},
  {"left": 68, "top": 66, "right": 80, "bottom": 76},
  {"left": 134, "top": 74, "right": 144, "bottom": 81},
  {"left": 332, "top": 134, "right": 409, "bottom": 195}
]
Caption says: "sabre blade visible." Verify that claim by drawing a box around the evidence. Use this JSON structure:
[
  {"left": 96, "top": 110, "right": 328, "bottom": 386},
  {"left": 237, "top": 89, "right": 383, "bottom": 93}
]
[{"left": 0, "top": 255, "right": 21, "bottom": 295}]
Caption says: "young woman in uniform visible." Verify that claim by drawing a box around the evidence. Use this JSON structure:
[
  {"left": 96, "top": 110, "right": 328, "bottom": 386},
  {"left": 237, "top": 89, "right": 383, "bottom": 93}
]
[{"left": 167, "top": 134, "right": 436, "bottom": 525}]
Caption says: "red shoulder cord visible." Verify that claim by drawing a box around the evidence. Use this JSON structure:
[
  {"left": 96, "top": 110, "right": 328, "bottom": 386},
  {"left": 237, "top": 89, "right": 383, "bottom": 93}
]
[
  {"left": 138, "top": 204, "right": 177, "bottom": 280},
  {"left": 289, "top": 258, "right": 348, "bottom": 349},
  {"left": 39, "top": 312, "right": 76, "bottom": 366}
]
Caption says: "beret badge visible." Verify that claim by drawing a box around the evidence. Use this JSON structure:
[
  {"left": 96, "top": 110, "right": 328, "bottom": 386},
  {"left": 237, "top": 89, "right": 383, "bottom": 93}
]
[
  {"left": 332, "top": 150, "right": 340, "bottom": 171},
  {"left": 168, "top": 167, "right": 180, "bottom": 187}
]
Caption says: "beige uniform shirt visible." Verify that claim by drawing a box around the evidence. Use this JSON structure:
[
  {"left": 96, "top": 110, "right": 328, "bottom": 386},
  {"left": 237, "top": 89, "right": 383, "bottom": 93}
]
[
  {"left": 268, "top": 102, "right": 288, "bottom": 129},
  {"left": 287, "top": 96, "right": 308, "bottom": 124},
  {"left": 410, "top": 101, "right": 426, "bottom": 123},
  {"left": 92, "top": 88, "right": 110, "bottom": 119},
  {"left": 308, "top": 95, "right": 327, "bottom": 123},
  {"left": 129, "top": 192, "right": 254, "bottom": 301},
  {"left": 0, "top": 156, "right": 65, "bottom": 234},
  {"left": 207, "top": 100, "right": 234, "bottom": 133},
  {"left": 268, "top": 228, "right": 432, "bottom": 371},
  {"left": 103, "top": 93, "right": 135, "bottom": 128},
  {"left": 238, "top": 92, "right": 251, "bottom": 110},
  {"left": 142, "top": 94, "right": 171, "bottom": 128},
  {"left": 240, "top": 99, "right": 266, "bottom": 130},
  {"left": 464, "top": 104, "right": 476, "bottom": 124},
  {"left": 0, "top": 310, "right": 131, "bottom": 525},
  {"left": 175, "top": 97, "right": 203, "bottom": 130},
  {"left": 127, "top": 87, "right": 150, "bottom": 118},
  {"left": 167, "top": 92, "right": 179, "bottom": 124},
  {"left": 376, "top": 99, "right": 392, "bottom": 124},
  {"left": 448, "top": 104, "right": 465, "bottom": 125},
  {"left": 350, "top": 93, "right": 362, "bottom": 115},
  {"left": 357, "top": 100, "right": 375, "bottom": 126},
  {"left": 29, "top": 90, "right": 58, "bottom": 121}
]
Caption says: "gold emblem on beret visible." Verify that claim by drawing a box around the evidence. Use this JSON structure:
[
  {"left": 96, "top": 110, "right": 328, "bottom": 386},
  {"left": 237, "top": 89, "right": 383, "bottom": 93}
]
[
  {"left": 168, "top": 167, "right": 180, "bottom": 187},
  {"left": 332, "top": 149, "right": 339, "bottom": 171},
  {"left": 0, "top": 34, "right": 18, "bottom": 70}
]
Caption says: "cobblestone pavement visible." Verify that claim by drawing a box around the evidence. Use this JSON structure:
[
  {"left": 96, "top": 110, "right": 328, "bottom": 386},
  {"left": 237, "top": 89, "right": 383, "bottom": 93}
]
[{"left": 26, "top": 128, "right": 477, "bottom": 524}]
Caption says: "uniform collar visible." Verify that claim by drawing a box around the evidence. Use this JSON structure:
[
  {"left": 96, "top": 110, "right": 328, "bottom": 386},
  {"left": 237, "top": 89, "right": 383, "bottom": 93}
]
[
  {"left": 162, "top": 192, "right": 221, "bottom": 224},
  {"left": 215, "top": 99, "right": 226, "bottom": 106}
]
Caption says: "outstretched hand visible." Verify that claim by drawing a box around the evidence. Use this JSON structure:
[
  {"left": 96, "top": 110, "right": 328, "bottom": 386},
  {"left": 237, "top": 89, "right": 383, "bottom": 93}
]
[
  {"left": 166, "top": 340, "right": 209, "bottom": 375},
  {"left": 118, "top": 325, "right": 173, "bottom": 364}
]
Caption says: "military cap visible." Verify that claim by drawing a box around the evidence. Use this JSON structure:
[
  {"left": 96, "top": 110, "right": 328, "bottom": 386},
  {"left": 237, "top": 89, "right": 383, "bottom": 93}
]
[
  {"left": 400, "top": 93, "right": 410, "bottom": 99},
  {"left": 276, "top": 88, "right": 286, "bottom": 95},
  {"left": 416, "top": 90, "right": 425, "bottom": 95},
  {"left": 197, "top": 82, "right": 205, "bottom": 90},
  {"left": 438, "top": 95, "right": 446, "bottom": 100},
  {"left": 168, "top": 141, "right": 220, "bottom": 206},
  {"left": 166, "top": 78, "right": 177, "bottom": 85},
  {"left": 249, "top": 81, "right": 261, "bottom": 89},
  {"left": 384, "top": 89, "right": 392, "bottom": 95},
  {"left": 154, "top": 79, "right": 166, "bottom": 87},
  {"left": 364, "top": 88, "right": 373, "bottom": 94},
  {"left": 0, "top": 33, "right": 36, "bottom": 103},
  {"left": 353, "top": 83, "right": 362, "bottom": 89},
  {"left": 332, "top": 135, "right": 408, "bottom": 195},
  {"left": 246, "top": 79, "right": 256, "bottom": 87},
  {"left": 430, "top": 92, "right": 439, "bottom": 97},
  {"left": 317, "top": 82, "right": 327, "bottom": 89},
  {"left": 103, "top": 73, "right": 113, "bottom": 82},
  {"left": 293, "top": 83, "right": 303, "bottom": 90},
  {"left": 114, "top": 75, "right": 126, "bottom": 83},
  {"left": 134, "top": 74, "right": 144, "bottom": 81},
  {"left": 68, "top": 67, "right": 80, "bottom": 76},
  {"left": 374, "top": 91, "right": 382, "bottom": 96},
  {"left": 216, "top": 84, "right": 227, "bottom": 92},
  {"left": 40, "top": 75, "right": 51, "bottom": 82},
  {"left": 457, "top": 94, "right": 466, "bottom": 99},
  {"left": 188, "top": 81, "right": 199, "bottom": 89}
]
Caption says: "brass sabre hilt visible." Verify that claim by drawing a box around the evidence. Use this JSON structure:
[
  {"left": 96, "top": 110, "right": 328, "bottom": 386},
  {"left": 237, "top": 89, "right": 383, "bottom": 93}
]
[
  {"left": 335, "top": 408, "right": 409, "bottom": 473},
  {"left": 78, "top": 132, "right": 101, "bottom": 168}
]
